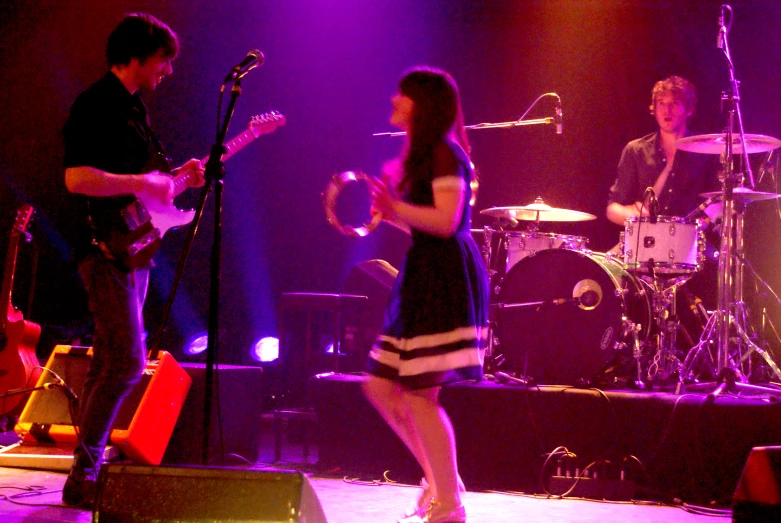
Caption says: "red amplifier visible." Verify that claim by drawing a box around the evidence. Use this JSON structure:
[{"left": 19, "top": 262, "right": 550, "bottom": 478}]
[{"left": 16, "top": 345, "right": 191, "bottom": 465}]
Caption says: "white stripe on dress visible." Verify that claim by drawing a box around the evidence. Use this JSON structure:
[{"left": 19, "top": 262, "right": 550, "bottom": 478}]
[
  {"left": 369, "top": 325, "right": 487, "bottom": 372},
  {"left": 398, "top": 346, "right": 484, "bottom": 377},
  {"left": 431, "top": 175, "right": 466, "bottom": 191},
  {"left": 404, "top": 325, "right": 487, "bottom": 352}
]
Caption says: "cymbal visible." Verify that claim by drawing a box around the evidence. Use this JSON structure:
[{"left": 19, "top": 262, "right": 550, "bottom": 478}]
[
  {"left": 675, "top": 133, "right": 781, "bottom": 155},
  {"left": 700, "top": 187, "right": 781, "bottom": 203},
  {"left": 480, "top": 198, "right": 596, "bottom": 222}
]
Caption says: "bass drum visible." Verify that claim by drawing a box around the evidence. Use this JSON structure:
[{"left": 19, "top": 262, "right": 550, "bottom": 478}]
[{"left": 495, "top": 249, "right": 650, "bottom": 386}]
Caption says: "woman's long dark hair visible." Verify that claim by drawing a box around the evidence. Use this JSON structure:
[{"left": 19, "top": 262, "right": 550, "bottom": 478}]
[{"left": 398, "top": 67, "right": 471, "bottom": 192}]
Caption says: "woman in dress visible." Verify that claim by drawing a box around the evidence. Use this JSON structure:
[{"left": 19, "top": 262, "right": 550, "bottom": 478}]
[{"left": 363, "top": 67, "right": 489, "bottom": 523}]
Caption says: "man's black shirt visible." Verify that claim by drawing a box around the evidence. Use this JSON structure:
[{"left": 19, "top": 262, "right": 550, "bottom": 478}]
[
  {"left": 608, "top": 132, "right": 720, "bottom": 217},
  {"left": 62, "top": 72, "right": 161, "bottom": 260}
]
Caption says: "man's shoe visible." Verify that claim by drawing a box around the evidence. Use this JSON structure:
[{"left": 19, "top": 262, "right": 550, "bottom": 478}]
[{"left": 62, "top": 473, "right": 96, "bottom": 509}]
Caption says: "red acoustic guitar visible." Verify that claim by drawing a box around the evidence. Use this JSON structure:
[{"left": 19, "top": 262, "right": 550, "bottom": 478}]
[{"left": 0, "top": 204, "right": 41, "bottom": 416}]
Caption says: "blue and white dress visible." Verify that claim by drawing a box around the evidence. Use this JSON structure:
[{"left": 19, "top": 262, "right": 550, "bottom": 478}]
[{"left": 365, "top": 138, "right": 489, "bottom": 389}]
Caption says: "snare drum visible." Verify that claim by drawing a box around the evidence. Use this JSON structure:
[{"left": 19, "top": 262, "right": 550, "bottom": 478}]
[
  {"left": 623, "top": 216, "right": 703, "bottom": 274},
  {"left": 505, "top": 231, "right": 588, "bottom": 270}
]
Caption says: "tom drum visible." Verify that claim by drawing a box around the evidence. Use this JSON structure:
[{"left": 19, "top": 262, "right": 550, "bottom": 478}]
[
  {"left": 505, "top": 231, "right": 588, "bottom": 270},
  {"left": 622, "top": 216, "right": 703, "bottom": 274}
]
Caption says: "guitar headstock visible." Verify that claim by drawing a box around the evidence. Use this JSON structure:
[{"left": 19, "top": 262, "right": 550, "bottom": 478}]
[
  {"left": 12, "top": 204, "right": 33, "bottom": 236},
  {"left": 249, "top": 111, "right": 286, "bottom": 137}
]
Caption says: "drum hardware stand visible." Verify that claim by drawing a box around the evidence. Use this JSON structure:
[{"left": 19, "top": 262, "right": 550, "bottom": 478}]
[
  {"left": 614, "top": 317, "right": 645, "bottom": 389},
  {"left": 678, "top": 7, "right": 781, "bottom": 398},
  {"left": 675, "top": 180, "right": 781, "bottom": 396},
  {"left": 637, "top": 261, "right": 695, "bottom": 386}
]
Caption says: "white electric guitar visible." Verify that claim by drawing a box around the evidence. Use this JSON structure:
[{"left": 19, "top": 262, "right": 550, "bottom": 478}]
[{"left": 100, "top": 111, "right": 286, "bottom": 269}]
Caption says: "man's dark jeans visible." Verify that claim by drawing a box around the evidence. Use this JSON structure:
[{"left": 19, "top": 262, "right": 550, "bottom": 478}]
[{"left": 70, "top": 253, "right": 148, "bottom": 479}]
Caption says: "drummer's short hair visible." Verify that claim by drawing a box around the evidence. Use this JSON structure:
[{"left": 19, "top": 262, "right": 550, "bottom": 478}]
[{"left": 649, "top": 76, "right": 697, "bottom": 116}]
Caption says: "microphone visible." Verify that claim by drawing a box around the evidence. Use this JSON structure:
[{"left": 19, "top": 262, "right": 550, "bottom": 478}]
[
  {"left": 646, "top": 187, "right": 658, "bottom": 224},
  {"left": 554, "top": 96, "right": 563, "bottom": 135},
  {"left": 224, "top": 49, "right": 264, "bottom": 83},
  {"left": 572, "top": 279, "right": 602, "bottom": 310},
  {"left": 758, "top": 150, "right": 774, "bottom": 184},
  {"left": 685, "top": 196, "right": 718, "bottom": 222},
  {"left": 681, "top": 287, "right": 708, "bottom": 329},
  {"left": 717, "top": 5, "right": 726, "bottom": 49},
  {"left": 578, "top": 290, "right": 600, "bottom": 309},
  {"left": 45, "top": 378, "right": 79, "bottom": 403}
]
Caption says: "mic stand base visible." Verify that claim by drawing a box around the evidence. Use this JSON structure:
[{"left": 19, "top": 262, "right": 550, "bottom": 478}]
[
  {"left": 494, "top": 371, "right": 536, "bottom": 387},
  {"left": 682, "top": 368, "right": 781, "bottom": 400}
]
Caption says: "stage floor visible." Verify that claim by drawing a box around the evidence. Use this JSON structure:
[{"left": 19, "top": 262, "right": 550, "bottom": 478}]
[
  {"left": 2, "top": 372, "right": 777, "bottom": 522},
  {"left": 0, "top": 465, "right": 728, "bottom": 523}
]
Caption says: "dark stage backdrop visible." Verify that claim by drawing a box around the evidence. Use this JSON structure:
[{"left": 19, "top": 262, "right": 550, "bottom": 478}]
[{"left": 1, "top": 0, "right": 780, "bottom": 366}]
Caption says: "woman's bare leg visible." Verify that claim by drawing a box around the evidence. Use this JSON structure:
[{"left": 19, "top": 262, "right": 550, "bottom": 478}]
[
  {"left": 362, "top": 376, "right": 436, "bottom": 495},
  {"left": 404, "top": 386, "right": 462, "bottom": 510}
]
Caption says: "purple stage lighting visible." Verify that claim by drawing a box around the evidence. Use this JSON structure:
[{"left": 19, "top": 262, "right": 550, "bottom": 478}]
[
  {"left": 251, "top": 337, "right": 279, "bottom": 362},
  {"left": 183, "top": 331, "right": 209, "bottom": 356}
]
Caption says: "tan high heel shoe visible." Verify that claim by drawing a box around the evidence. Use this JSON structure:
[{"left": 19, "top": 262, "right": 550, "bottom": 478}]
[
  {"left": 424, "top": 500, "right": 466, "bottom": 523},
  {"left": 398, "top": 477, "right": 467, "bottom": 523},
  {"left": 398, "top": 478, "right": 434, "bottom": 523}
]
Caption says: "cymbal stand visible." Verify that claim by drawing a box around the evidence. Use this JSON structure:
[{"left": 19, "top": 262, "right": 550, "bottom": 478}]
[
  {"left": 680, "top": 6, "right": 781, "bottom": 397},
  {"left": 482, "top": 217, "right": 524, "bottom": 366}
]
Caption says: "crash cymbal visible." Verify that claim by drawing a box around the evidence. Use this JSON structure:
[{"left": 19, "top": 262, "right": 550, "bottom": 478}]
[
  {"left": 480, "top": 198, "right": 596, "bottom": 222},
  {"left": 676, "top": 133, "right": 781, "bottom": 155},
  {"left": 700, "top": 187, "right": 781, "bottom": 203}
]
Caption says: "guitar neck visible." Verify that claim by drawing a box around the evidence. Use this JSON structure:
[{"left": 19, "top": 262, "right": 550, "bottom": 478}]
[
  {"left": 203, "top": 126, "right": 261, "bottom": 164},
  {"left": 170, "top": 126, "right": 262, "bottom": 198},
  {"left": 0, "top": 233, "right": 21, "bottom": 332}
]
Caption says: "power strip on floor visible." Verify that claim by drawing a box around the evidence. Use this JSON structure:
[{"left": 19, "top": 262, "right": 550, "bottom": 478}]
[{"left": 549, "top": 476, "right": 636, "bottom": 501}]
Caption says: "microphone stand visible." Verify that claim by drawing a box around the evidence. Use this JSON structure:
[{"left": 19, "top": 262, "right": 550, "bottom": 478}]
[
  {"left": 147, "top": 75, "right": 245, "bottom": 466},
  {"left": 679, "top": 7, "right": 781, "bottom": 398},
  {"left": 375, "top": 92, "right": 563, "bottom": 137},
  {"left": 373, "top": 117, "right": 554, "bottom": 137},
  {"left": 198, "top": 77, "right": 245, "bottom": 466}
]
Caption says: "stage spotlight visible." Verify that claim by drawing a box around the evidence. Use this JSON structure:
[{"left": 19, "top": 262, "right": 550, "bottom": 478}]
[
  {"left": 325, "top": 342, "right": 334, "bottom": 354},
  {"left": 251, "top": 337, "right": 279, "bottom": 362},
  {"left": 183, "top": 331, "right": 209, "bottom": 356}
]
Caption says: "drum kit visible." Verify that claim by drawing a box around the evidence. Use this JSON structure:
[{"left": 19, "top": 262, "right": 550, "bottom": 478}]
[
  {"left": 481, "top": 199, "right": 653, "bottom": 388},
  {"left": 482, "top": 131, "right": 781, "bottom": 391},
  {"left": 484, "top": 4, "right": 781, "bottom": 395}
]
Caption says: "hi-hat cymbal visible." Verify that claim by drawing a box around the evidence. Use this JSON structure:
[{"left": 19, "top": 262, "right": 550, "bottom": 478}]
[
  {"left": 480, "top": 198, "right": 596, "bottom": 222},
  {"left": 676, "top": 133, "right": 781, "bottom": 155},
  {"left": 700, "top": 187, "right": 781, "bottom": 203}
]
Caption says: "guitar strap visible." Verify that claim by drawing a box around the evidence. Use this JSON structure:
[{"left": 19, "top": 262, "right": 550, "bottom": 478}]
[
  {"left": 140, "top": 116, "right": 168, "bottom": 161},
  {"left": 86, "top": 100, "right": 169, "bottom": 258}
]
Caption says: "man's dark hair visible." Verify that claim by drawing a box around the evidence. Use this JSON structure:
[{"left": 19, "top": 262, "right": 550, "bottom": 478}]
[{"left": 106, "top": 13, "right": 178, "bottom": 67}]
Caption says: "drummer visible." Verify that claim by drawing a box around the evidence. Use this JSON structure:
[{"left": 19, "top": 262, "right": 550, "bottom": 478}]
[{"left": 606, "top": 75, "right": 719, "bottom": 225}]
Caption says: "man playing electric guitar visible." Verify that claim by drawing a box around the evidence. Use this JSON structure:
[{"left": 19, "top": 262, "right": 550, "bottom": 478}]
[{"left": 61, "top": 13, "right": 204, "bottom": 508}]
